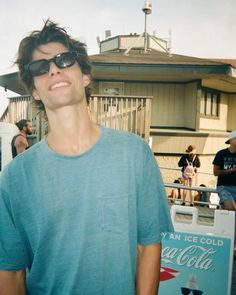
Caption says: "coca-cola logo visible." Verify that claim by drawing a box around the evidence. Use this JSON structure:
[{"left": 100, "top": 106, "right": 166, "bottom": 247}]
[
  {"left": 162, "top": 245, "right": 216, "bottom": 270},
  {"left": 160, "top": 232, "right": 226, "bottom": 271}
]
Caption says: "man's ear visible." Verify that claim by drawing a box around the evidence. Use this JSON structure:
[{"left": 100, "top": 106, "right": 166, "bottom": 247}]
[
  {"left": 82, "top": 74, "right": 91, "bottom": 87},
  {"left": 32, "top": 89, "right": 41, "bottom": 101}
]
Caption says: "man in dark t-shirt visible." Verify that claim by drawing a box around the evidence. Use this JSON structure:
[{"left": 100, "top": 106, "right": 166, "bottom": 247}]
[
  {"left": 213, "top": 130, "right": 236, "bottom": 210},
  {"left": 11, "top": 119, "right": 33, "bottom": 158}
]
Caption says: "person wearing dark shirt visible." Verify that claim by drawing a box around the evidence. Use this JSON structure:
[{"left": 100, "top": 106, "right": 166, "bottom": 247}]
[
  {"left": 213, "top": 131, "right": 236, "bottom": 210},
  {"left": 11, "top": 119, "right": 33, "bottom": 158},
  {"left": 213, "top": 131, "right": 236, "bottom": 258}
]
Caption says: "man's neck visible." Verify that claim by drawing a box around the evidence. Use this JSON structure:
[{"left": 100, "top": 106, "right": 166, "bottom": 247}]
[
  {"left": 45, "top": 102, "right": 101, "bottom": 155},
  {"left": 228, "top": 145, "right": 236, "bottom": 153}
]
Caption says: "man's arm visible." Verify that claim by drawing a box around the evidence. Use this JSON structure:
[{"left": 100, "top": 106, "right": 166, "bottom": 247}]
[
  {"left": 0, "top": 270, "right": 26, "bottom": 295},
  {"left": 14, "top": 136, "right": 28, "bottom": 155},
  {"left": 136, "top": 242, "right": 161, "bottom": 295},
  {"left": 213, "top": 164, "right": 236, "bottom": 176}
]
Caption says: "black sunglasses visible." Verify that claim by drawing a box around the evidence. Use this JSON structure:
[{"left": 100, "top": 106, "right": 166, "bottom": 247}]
[
  {"left": 181, "top": 287, "right": 203, "bottom": 295},
  {"left": 24, "top": 51, "right": 83, "bottom": 77}
]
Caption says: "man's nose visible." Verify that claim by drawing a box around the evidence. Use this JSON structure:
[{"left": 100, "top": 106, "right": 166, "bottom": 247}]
[{"left": 48, "top": 61, "right": 61, "bottom": 75}]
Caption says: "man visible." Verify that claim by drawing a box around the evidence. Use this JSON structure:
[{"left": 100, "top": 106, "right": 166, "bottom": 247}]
[
  {"left": 11, "top": 119, "right": 33, "bottom": 158},
  {"left": 213, "top": 131, "right": 236, "bottom": 210},
  {"left": 0, "top": 20, "right": 173, "bottom": 295}
]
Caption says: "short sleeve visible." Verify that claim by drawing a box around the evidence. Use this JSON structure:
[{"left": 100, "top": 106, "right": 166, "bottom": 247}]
[
  {"left": 137, "top": 143, "right": 174, "bottom": 245},
  {"left": 0, "top": 179, "right": 29, "bottom": 270},
  {"left": 194, "top": 155, "right": 201, "bottom": 168},
  {"left": 213, "top": 150, "right": 223, "bottom": 167}
]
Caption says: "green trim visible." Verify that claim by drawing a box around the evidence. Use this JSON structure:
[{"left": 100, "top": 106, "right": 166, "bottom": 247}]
[
  {"left": 92, "top": 62, "right": 230, "bottom": 74},
  {"left": 150, "top": 130, "right": 228, "bottom": 138}
]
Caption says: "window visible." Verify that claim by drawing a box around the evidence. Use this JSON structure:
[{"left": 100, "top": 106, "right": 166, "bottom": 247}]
[
  {"left": 99, "top": 82, "right": 124, "bottom": 96},
  {"left": 200, "top": 89, "right": 220, "bottom": 117}
]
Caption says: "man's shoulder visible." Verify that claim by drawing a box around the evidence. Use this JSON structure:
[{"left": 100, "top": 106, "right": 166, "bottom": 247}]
[
  {"left": 104, "top": 127, "right": 147, "bottom": 147},
  {"left": 216, "top": 148, "right": 229, "bottom": 156},
  {"left": 14, "top": 134, "right": 28, "bottom": 144},
  {"left": 102, "top": 127, "right": 152, "bottom": 160}
]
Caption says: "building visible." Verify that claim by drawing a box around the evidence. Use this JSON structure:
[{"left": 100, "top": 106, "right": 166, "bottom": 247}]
[{"left": 1, "top": 33, "right": 236, "bottom": 186}]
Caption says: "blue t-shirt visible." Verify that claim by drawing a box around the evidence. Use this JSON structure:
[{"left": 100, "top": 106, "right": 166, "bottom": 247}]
[{"left": 0, "top": 127, "right": 173, "bottom": 294}]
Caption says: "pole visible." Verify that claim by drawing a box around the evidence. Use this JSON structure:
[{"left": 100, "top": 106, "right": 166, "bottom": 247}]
[{"left": 144, "top": 13, "right": 148, "bottom": 53}]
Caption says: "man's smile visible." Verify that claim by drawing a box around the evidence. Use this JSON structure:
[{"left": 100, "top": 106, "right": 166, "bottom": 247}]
[{"left": 49, "top": 81, "right": 70, "bottom": 90}]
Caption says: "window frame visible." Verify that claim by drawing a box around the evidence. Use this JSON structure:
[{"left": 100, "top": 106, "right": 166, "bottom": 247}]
[{"left": 200, "top": 88, "right": 220, "bottom": 118}]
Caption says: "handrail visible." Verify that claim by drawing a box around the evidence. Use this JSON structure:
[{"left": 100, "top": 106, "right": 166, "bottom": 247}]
[
  {"left": 164, "top": 182, "right": 219, "bottom": 207},
  {"left": 164, "top": 182, "right": 217, "bottom": 193},
  {"left": 160, "top": 166, "right": 213, "bottom": 176}
]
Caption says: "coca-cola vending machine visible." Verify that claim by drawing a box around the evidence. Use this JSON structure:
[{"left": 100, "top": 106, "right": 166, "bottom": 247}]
[{"left": 159, "top": 205, "right": 235, "bottom": 295}]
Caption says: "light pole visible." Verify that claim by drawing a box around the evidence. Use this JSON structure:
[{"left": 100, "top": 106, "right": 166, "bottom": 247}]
[{"left": 142, "top": 0, "right": 152, "bottom": 53}]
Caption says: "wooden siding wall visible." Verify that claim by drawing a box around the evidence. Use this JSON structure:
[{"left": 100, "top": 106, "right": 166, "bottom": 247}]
[
  {"left": 184, "top": 83, "right": 197, "bottom": 129},
  {"left": 125, "top": 83, "right": 186, "bottom": 127},
  {"left": 199, "top": 93, "right": 228, "bottom": 131},
  {"left": 227, "top": 94, "right": 236, "bottom": 131},
  {"left": 95, "top": 81, "right": 198, "bottom": 129}
]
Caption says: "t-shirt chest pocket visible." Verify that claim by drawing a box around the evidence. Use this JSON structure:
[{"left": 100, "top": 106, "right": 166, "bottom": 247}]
[{"left": 99, "top": 194, "right": 129, "bottom": 234}]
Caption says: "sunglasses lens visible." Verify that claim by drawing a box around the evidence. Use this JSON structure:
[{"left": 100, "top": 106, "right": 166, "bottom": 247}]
[
  {"left": 29, "top": 60, "right": 49, "bottom": 77},
  {"left": 181, "top": 288, "right": 203, "bottom": 295},
  {"left": 55, "top": 52, "right": 76, "bottom": 69},
  {"left": 26, "top": 52, "right": 78, "bottom": 76},
  {"left": 181, "top": 287, "right": 190, "bottom": 295}
]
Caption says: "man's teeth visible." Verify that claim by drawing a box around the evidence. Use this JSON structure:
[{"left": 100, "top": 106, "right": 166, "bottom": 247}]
[{"left": 51, "top": 82, "right": 69, "bottom": 90}]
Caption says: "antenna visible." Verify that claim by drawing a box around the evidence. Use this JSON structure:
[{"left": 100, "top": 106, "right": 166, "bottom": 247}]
[
  {"left": 124, "top": 0, "right": 170, "bottom": 56},
  {"left": 96, "top": 36, "right": 100, "bottom": 47},
  {"left": 168, "top": 29, "right": 172, "bottom": 55},
  {"left": 124, "top": 0, "right": 152, "bottom": 55},
  {"left": 105, "top": 30, "right": 111, "bottom": 39},
  {"left": 142, "top": 0, "right": 152, "bottom": 53}
]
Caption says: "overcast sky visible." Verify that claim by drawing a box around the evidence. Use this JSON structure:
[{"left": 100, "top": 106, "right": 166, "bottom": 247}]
[{"left": 0, "top": 0, "right": 235, "bottom": 116}]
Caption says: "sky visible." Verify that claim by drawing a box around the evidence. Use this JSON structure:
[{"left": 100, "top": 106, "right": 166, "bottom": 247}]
[{"left": 0, "top": 0, "right": 235, "bottom": 116}]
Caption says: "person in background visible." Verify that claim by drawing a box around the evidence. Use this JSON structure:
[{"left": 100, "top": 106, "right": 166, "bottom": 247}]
[
  {"left": 178, "top": 145, "right": 201, "bottom": 206},
  {"left": 11, "top": 119, "right": 33, "bottom": 158},
  {"left": 168, "top": 178, "right": 182, "bottom": 203},
  {"left": 213, "top": 130, "right": 236, "bottom": 258},
  {"left": 194, "top": 184, "right": 211, "bottom": 207},
  {"left": 0, "top": 20, "right": 173, "bottom": 295},
  {"left": 213, "top": 131, "right": 236, "bottom": 210}
]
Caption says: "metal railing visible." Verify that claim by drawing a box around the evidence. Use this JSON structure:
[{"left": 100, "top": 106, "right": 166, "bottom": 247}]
[
  {"left": 0, "top": 94, "right": 152, "bottom": 141},
  {"left": 165, "top": 182, "right": 219, "bottom": 208},
  {"left": 159, "top": 166, "right": 213, "bottom": 176}
]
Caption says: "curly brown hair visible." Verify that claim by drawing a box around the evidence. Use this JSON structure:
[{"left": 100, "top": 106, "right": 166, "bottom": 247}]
[{"left": 15, "top": 19, "right": 93, "bottom": 112}]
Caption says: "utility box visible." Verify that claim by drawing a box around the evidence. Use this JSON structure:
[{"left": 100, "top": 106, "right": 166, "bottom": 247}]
[{"left": 159, "top": 205, "right": 235, "bottom": 295}]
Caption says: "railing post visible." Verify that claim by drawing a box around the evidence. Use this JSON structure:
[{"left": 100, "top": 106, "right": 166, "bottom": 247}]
[{"left": 144, "top": 97, "right": 152, "bottom": 141}]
